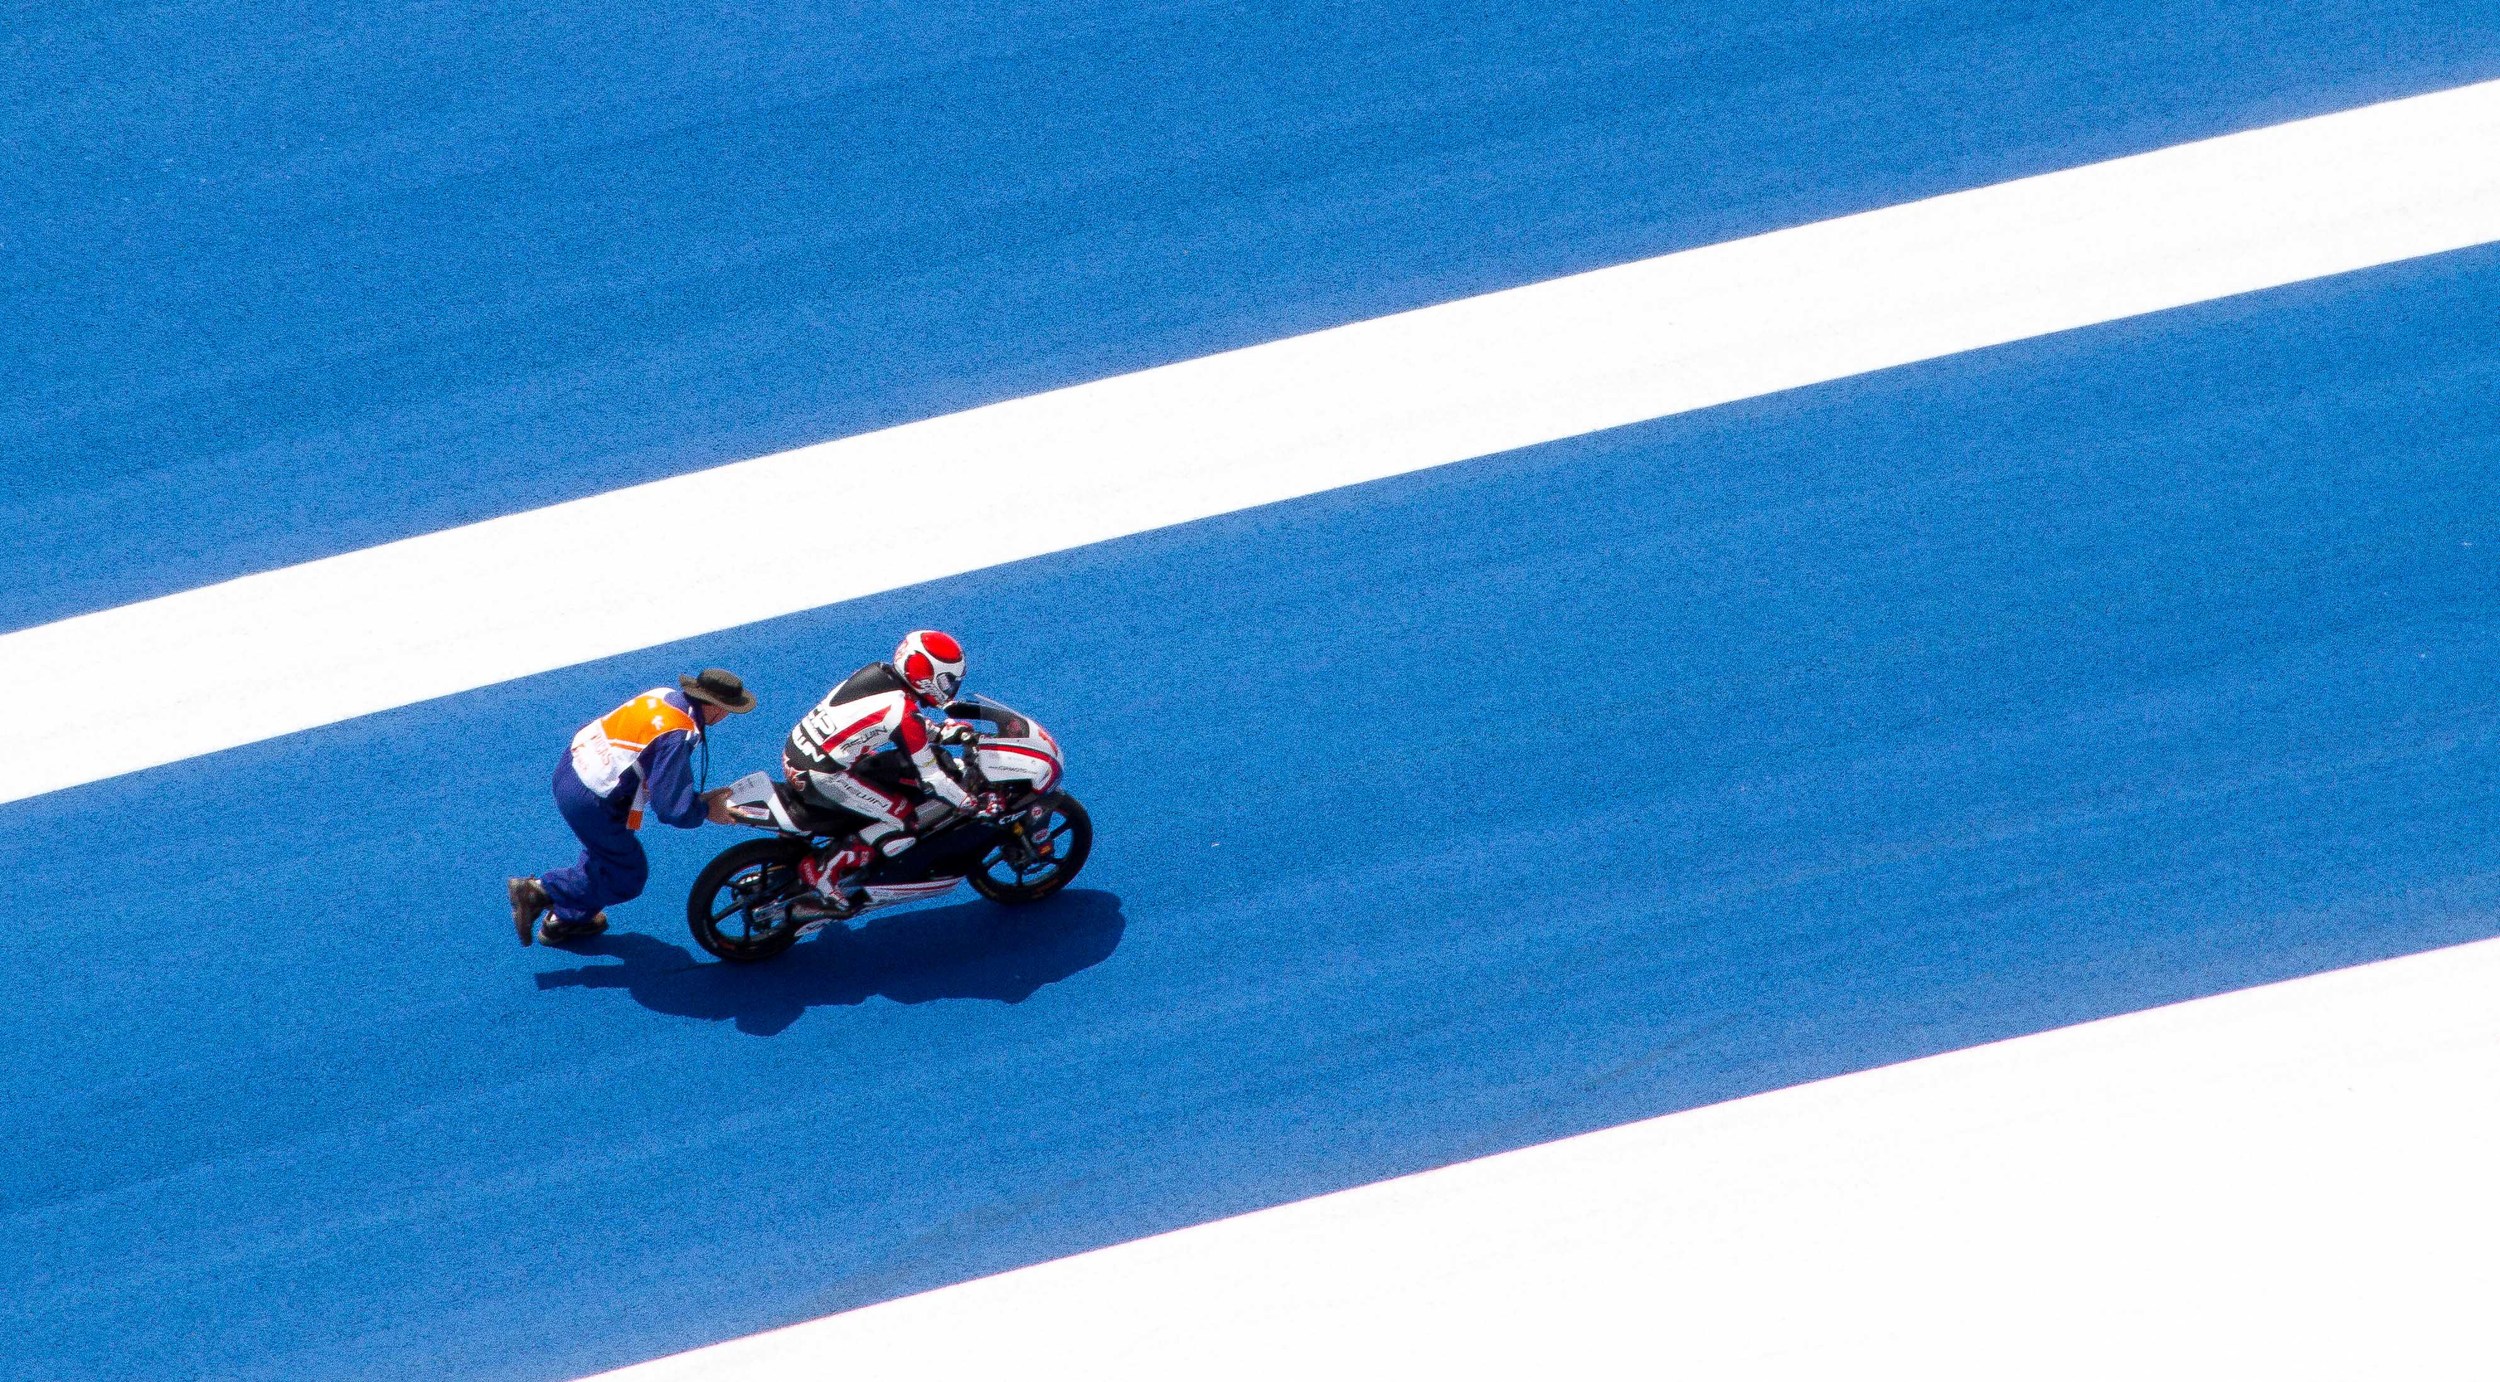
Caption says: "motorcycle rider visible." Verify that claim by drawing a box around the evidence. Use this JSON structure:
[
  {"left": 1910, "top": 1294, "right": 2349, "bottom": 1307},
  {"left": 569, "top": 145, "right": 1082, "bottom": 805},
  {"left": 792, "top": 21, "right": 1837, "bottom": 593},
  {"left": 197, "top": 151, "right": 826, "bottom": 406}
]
[{"left": 781, "top": 630, "right": 1000, "bottom": 910}]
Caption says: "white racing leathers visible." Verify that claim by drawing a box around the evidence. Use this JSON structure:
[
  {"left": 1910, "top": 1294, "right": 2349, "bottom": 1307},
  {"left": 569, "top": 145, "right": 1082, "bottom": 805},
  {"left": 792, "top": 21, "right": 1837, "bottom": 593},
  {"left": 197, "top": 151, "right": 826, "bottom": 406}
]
[{"left": 781, "top": 662, "right": 971, "bottom": 855}]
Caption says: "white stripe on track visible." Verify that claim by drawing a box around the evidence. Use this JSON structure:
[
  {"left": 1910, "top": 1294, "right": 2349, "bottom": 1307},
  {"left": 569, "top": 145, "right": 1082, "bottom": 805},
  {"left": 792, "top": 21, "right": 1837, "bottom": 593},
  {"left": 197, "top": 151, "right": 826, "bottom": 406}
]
[
  {"left": 9, "top": 79, "right": 2500, "bottom": 804},
  {"left": 590, "top": 937, "right": 2500, "bottom": 1381}
]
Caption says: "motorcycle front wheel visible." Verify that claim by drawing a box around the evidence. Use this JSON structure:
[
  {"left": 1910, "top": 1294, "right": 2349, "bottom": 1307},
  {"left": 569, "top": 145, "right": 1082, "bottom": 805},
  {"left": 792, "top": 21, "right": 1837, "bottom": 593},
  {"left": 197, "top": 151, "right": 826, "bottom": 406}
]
[
  {"left": 968, "top": 793, "right": 1092, "bottom": 906},
  {"left": 687, "top": 836, "right": 812, "bottom": 963}
]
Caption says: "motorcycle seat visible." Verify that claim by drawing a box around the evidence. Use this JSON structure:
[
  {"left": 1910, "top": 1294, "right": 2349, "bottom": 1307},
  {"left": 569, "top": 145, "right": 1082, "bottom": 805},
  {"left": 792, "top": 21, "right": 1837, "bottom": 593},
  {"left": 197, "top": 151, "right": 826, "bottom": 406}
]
[{"left": 770, "top": 780, "right": 854, "bottom": 836}]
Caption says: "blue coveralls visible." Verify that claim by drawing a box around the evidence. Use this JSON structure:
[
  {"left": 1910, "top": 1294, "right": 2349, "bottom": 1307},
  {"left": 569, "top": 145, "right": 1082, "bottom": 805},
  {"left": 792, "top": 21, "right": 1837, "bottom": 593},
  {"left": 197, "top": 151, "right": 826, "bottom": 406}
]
[{"left": 544, "top": 692, "right": 709, "bottom": 923}]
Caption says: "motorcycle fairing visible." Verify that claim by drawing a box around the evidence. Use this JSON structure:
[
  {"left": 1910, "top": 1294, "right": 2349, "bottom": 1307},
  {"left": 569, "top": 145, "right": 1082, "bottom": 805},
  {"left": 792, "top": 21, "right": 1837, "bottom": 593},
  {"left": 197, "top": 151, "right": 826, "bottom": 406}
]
[
  {"left": 948, "top": 696, "right": 1063, "bottom": 793},
  {"left": 860, "top": 879, "right": 961, "bottom": 905}
]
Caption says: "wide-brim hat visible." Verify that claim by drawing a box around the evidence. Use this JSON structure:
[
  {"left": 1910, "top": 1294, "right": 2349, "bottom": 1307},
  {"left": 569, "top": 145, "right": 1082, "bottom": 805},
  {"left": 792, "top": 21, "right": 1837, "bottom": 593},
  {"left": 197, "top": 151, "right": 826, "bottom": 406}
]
[{"left": 680, "top": 668, "right": 757, "bottom": 713}]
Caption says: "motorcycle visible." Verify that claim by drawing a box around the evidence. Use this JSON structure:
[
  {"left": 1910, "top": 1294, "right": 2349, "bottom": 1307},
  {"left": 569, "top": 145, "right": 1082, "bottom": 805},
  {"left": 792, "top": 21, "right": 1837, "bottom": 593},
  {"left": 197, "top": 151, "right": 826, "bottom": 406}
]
[{"left": 685, "top": 696, "right": 1092, "bottom": 964}]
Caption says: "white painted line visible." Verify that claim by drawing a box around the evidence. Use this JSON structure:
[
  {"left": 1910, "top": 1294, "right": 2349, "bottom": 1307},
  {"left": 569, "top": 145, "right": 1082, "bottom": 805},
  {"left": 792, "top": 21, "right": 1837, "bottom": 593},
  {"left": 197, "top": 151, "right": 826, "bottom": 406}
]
[
  {"left": 9, "top": 79, "right": 2500, "bottom": 804},
  {"left": 588, "top": 937, "right": 2500, "bottom": 1381}
]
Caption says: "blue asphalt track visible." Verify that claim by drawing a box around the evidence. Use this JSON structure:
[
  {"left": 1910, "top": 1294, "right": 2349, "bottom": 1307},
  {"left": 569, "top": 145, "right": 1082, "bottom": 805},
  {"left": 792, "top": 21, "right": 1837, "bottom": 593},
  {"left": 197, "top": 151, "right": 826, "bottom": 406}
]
[{"left": 8, "top": 5, "right": 2500, "bottom": 1380}]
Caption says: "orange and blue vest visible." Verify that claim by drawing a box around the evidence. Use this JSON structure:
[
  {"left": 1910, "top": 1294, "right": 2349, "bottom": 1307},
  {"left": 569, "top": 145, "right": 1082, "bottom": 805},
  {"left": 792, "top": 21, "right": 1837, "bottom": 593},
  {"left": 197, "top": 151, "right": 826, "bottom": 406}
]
[{"left": 567, "top": 689, "right": 706, "bottom": 829}]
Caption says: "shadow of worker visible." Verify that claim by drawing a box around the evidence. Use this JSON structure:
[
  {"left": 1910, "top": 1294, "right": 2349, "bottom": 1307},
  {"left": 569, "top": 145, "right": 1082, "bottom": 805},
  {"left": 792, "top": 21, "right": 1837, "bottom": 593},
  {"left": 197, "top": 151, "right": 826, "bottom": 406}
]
[{"left": 533, "top": 888, "right": 1126, "bottom": 1036}]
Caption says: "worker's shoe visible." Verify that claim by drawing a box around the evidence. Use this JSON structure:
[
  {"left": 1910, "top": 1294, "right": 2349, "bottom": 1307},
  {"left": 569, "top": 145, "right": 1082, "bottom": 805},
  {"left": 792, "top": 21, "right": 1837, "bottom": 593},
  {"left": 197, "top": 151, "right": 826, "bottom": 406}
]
[
  {"left": 537, "top": 911, "right": 610, "bottom": 946},
  {"left": 509, "top": 877, "right": 552, "bottom": 946}
]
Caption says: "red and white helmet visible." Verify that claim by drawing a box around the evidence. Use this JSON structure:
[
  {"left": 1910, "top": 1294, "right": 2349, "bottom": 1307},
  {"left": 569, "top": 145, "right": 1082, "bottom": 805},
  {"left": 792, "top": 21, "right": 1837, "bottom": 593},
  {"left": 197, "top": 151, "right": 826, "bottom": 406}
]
[{"left": 893, "top": 629, "right": 966, "bottom": 705}]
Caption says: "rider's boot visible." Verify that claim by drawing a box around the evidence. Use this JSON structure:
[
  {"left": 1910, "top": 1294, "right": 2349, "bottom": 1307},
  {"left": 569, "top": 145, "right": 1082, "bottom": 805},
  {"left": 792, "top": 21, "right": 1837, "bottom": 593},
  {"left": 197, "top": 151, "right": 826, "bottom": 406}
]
[
  {"left": 798, "top": 839, "right": 875, "bottom": 916},
  {"left": 537, "top": 911, "right": 610, "bottom": 945}
]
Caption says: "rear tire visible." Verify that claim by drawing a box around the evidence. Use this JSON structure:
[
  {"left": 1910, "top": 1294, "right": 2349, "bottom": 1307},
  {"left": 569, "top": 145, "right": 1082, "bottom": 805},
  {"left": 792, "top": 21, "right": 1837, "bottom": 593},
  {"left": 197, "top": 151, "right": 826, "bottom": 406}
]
[
  {"left": 687, "top": 837, "right": 812, "bottom": 963},
  {"left": 969, "top": 794, "right": 1092, "bottom": 906}
]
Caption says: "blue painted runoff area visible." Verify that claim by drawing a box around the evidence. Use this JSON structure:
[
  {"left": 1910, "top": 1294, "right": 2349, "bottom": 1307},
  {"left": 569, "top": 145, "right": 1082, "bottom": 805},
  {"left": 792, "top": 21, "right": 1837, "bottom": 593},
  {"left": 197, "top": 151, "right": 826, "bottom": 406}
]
[
  {"left": 7, "top": 0, "right": 2500, "bottom": 631},
  {"left": 5, "top": 240, "right": 2498, "bottom": 1379}
]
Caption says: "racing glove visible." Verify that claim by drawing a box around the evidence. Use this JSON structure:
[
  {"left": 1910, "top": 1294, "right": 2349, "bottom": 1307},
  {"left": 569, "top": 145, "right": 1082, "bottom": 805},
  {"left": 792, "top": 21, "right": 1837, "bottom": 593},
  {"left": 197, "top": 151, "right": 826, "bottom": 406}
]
[{"left": 934, "top": 721, "right": 980, "bottom": 747}]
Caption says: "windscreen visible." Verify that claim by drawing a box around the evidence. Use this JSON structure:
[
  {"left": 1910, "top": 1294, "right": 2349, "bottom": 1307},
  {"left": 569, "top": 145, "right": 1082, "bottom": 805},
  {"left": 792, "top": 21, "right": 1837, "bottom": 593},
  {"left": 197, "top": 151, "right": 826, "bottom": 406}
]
[{"left": 945, "top": 696, "right": 1032, "bottom": 739}]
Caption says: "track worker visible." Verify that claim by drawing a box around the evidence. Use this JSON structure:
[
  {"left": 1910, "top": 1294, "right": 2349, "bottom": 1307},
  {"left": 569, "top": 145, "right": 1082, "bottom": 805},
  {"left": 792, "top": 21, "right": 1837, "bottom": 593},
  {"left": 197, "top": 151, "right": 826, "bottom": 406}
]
[{"left": 510, "top": 669, "right": 756, "bottom": 946}]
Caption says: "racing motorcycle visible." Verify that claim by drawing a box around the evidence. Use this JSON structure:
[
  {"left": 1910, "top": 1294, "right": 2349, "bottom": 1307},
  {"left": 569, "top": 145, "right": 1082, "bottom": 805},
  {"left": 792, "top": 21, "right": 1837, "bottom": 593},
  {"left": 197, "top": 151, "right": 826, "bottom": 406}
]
[{"left": 685, "top": 696, "right": 1092, "bottom": 964}]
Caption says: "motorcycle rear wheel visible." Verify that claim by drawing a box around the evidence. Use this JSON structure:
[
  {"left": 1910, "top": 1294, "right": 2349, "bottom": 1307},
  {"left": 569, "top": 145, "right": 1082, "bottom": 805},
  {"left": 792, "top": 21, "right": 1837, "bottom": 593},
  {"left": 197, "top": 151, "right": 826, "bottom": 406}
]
[
  {"left": 969, "top": 793, "right": 1092, "bottom": 906},
  {"left": 687, "top": 837, "right": 812, "bottom": 963}
]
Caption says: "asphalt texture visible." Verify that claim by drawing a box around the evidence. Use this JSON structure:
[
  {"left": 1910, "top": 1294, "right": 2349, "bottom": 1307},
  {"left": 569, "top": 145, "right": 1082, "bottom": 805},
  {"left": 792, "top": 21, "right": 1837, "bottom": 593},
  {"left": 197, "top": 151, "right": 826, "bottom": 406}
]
[{"left": 5, "top": 4, "right": 2499, "bottom": 1379}]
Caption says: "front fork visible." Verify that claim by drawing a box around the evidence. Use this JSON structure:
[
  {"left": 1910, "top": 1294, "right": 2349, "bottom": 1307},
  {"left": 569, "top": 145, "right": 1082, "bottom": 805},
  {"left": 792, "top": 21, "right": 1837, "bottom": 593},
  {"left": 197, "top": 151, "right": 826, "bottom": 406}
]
[{"left": 1004, "top": 798, "right": 1059, "bottom": 863}]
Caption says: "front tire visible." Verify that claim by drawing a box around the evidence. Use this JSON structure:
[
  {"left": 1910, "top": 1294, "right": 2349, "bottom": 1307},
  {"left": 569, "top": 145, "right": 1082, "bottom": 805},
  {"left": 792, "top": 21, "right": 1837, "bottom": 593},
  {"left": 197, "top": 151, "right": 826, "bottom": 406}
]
[
  {"left": 969, "top": 794, "right": 1092, "bottom": 906},
  {"left": 687, "top": 837, "right": 812, "bottom": 963}
]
